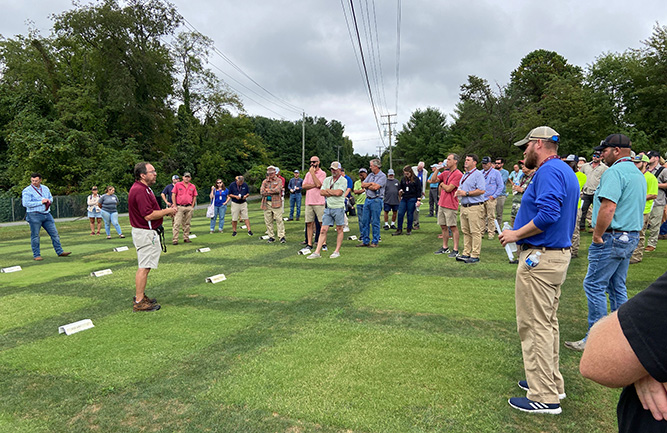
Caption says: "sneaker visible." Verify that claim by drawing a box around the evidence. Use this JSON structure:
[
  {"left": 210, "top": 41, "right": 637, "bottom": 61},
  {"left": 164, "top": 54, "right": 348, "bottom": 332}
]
[
  {"left": 448, "top": 250, "right": 459, "bottom": 258},
  {"left": 390, "top": 224, "right": 397, "bottom": 230},
  {"left": 384, "top": 224, "right": 390, "bottom": 230},
  {"left": 58, "top": 252, "right": 72, "bottom": 257},
  {"left": 391, "top": 230, "right": 403, "bottom": 236},
  {"left": 508, "top": 397, "right": 561, "bottom": 414},
  {"left": 645, "top": 246, "right": 656, "bottom": 252},
  {"left": 456, "top": 255, "right": 470, "bottom": 262},
  {"left": 322, "top": 245, "right": 328, "bottom": 251},
  {"left": 406, "top": 230, "right": 412, "bottom": 235},
  {"left": 306, "top": 252, "right": 321, "bottom": 259},
  {"left": 184, "top": 239, "right": 192, "bottom": 243},
  {"left": 300, "top": 241, "right": 308, "bottom": 245},
  {"left": 356, "top": 243, "right": 369, "bottom": 247},
  {"left": 330, "top": 251, "right": 340, "bottom": 259},
  {"left": 248, "top": 231, "right": 254, "bottom": 236},
  {"left": 564, "top": 339, "right": 586, "bottom": 351},
  {"left": 343, "top": 226, "right": 350, "bottom": 232},
  {"left": 210, "top": 230, "right": 214, "bottom": 234},
  {"left": 280, "top": 237, "right": 286, "bottom": 243},
  {"left": 172, "top": 241, "right": 178, "bottom": 245},
  {"left": 133, "top": 297, "right": 161, "bottom": 312},
  {"left": 218, "top": 229, "right": 223, "bottom": 233},
  {"left": 34, "top": 256, "right": 43, "bottom": 261},
  {"left": 464, "top": 257, "right": 480, "bottom": 264},
  {"left": 134, "top": 294, "right": 157, "bottom": 304},
  {"left": 303, "top": 244, "right": 313, "bottom": 250},
  {"left": 434, "top": 247, "right": 451, "bottom": 255},
  {"left": 232, "top": 232, "right": 237, "bottom": 237},
  {"left": 510, "top": 259, "right": 519, "bottom": 264},
  {"left": 518, "top": 380, "right": 566, "bottom": 400},
  {"left": 267, "top": 237, "right": 275, "bottom": 243}
]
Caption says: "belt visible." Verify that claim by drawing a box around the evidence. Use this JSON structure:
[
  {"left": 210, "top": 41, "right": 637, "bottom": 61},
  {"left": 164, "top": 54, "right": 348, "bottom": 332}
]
[
  {"left": 520, "top": 243, "right": 570, "bottom": 251},
  {"left": 461, "top": 202, "right": 483, "bottom": 208},
  {"left": 177, "top": 204, "right": 192, "bottom": 207},
  {"left": 605, "top": 228, "right": 637, "bottom": 233},
  {"left": 366, "top": 196, "right": 380, "bottom": 199}
]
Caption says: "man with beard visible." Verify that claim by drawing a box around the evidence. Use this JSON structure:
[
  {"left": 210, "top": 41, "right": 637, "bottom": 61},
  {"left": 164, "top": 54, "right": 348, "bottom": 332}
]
[
  {"left": 565, "top": 134, "right": 646, "bottom": 352},
  {"left": 500, "top": 126, "right": 579, "bottom": 414},
  {"left": 128, "top": 162, "right": 177, "bottom": 312}
]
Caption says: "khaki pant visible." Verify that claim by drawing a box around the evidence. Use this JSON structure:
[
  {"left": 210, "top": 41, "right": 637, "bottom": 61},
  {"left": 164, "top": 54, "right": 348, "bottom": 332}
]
[
  {"left": 495, "top": 195, "right": 507, "bottom": 227},
  {"left": 173, "top": 205, "right": 193, "bottom": 242},
  {"left": 571, "top": 208, "right": 582, "bottom": 257},
  {"left": 483, "top": 198, "right": 497, "bottom": 238},
  {"left": 630, "top": 213, "right": 650, "bottom": 263},
  {"left": 516, "top": 247, "right": 570, "bottom": 404},
  {"left": 460, "top": 204, "right": 484, "bottom": 258},
  {"left": 263, "top": 207, "right": 285, "bottom": 239},
  {"left": 647, "top": 204, "right": 664, "bottom": 248}
]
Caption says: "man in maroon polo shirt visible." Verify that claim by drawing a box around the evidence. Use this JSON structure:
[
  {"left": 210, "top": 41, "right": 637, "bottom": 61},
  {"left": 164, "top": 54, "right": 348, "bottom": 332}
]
[{"left": 128, "top": 162, "right": 176, "bottom": 312}]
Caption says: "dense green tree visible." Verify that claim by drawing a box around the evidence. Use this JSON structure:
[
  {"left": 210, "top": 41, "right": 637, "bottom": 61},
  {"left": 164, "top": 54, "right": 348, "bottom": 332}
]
[{"left": 394, "top": 107, "right": 449, "bottom": 165}]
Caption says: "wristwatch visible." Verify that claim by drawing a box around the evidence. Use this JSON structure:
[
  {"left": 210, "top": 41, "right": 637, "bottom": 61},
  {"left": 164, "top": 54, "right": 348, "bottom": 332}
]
[{"left": 466, "top": 191, "right": 469, "bottom": 197}]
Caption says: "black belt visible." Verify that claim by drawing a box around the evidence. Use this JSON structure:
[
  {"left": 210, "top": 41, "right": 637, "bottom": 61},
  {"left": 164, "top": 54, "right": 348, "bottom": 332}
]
[
  {"left": 520, "top": 243, "right": 570, "bottom": 251},
  {"left": 605, "top": 228, "right": 637, "bottom": 233},
  {"left": 461, "top": 202, "right": 483, "bottom": 208},
  {"left": 366, "top": 196, "right": 380, "bottom": 199},
  {"left": 177, "top": 204, "right": 192, "bottom": 207}
]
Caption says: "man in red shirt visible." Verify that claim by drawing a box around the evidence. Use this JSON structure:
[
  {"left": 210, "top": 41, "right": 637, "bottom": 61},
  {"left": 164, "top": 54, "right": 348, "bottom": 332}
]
[
  {"left": 431, "top": 153, "right": 463, "bottom": 257},
  {"left": 171, "top": 172, "right": 198, "bottom": 244},
  {"left": 128, "top": 162, "right": 176, "bottom": 312}
]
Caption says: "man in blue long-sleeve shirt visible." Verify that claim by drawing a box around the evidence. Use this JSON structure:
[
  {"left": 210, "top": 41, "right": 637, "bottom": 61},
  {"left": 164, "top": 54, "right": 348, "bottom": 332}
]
[
  {"left": 500, "top": 126, "right": 579, "bottom": 414},
  {"left": 21, "top": 173, "right": 71, "bottom": 261},
  {"left": 288, "top": 170, "right": 303, "bottom": 221},
  {"left": 481, "top": 156, "right": 504, "bottom": 239}
]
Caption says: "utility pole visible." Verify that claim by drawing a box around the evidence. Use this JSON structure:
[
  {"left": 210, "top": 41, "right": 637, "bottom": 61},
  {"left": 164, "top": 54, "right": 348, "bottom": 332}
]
[
  {"left": 301, "top": 112, "right": 306, "bottom": 172},
  {"left": 381, "top": 114, "right": 397, "bottom": 170},
  {"left": 337, "top": 145, "right": 341, "bottom": 162},
  {"left": 377, "top": 146, "right": 384, "bottom": 159}
]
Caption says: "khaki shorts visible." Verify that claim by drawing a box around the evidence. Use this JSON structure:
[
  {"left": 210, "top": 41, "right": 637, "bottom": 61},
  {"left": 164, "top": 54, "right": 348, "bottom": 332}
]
[
  {"left": 438, "top": 206, "right": 457, "bottom": 227},
  {"left": 132, "top": 227, "right": 161, "bottom": 269},
  {"left": 231, "top": 202, "right": 248, "bottom": 221},
  {"left": 304, "top": 204, "right": 325, "bottom": 223}
]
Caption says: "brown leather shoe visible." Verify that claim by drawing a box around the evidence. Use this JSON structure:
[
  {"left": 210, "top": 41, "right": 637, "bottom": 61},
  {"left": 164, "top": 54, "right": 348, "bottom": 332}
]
[
  {"left": 184, "top": 239, "right": 192, "bottom": 243},
  {"left": 369, "top": 243, "right": 379, "bottom": 248},
  {"left": 133, "top": 297, "right": 161, "bottom": 312},
  {"left": 645, "top": 246, "right": 656, "bottom": 252},
  {"left": 58, "top": 252, "right": 71, "bottom": 257},
  {"left": 34, "top": 256, "right": 43, "bottom": 261},
  {"left": 356, "top": 243, "right": 369, "bottom": 247}
]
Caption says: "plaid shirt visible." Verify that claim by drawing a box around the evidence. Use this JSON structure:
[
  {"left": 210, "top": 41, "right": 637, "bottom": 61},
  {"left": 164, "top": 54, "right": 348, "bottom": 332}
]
[{"left": 260, "top": 177, "right": 283, "bottom": 210}]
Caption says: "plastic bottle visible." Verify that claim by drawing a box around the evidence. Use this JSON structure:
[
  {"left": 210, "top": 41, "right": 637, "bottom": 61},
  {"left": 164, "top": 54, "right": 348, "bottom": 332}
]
[
  {"left": 525, "top": 251, "right": 542, "bottom": 268},
  {"left": 502, "top": 222, "right": 518, "bottom": 257}
]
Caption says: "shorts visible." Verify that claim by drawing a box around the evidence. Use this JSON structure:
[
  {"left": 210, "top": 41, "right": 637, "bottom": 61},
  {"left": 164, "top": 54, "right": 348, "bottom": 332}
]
[
  {"left": 322, "top": 207, "right": 345, "bottom": 226},
  {"left": 88, "top": 209, "right": 101, "bottom": 218},
  {"left": 305, "top": 204, "right": 325, "bottom": 223},
  {"left": 132, "top": 227, "right": 161, "bottom": 269},
  {"left": 438, "top": 207, "right": 457, "bottom": 227},
  {"left": 384, "top": 203, "right": 398, "bottom": 212},
  {"left": 231, "top": 202, "right": 248, "bottom": 221}
]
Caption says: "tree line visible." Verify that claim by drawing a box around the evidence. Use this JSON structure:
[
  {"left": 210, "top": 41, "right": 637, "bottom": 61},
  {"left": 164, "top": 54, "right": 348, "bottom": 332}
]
[
  {"left": 0, "top": 0, "right": 371, "bottom": 197},
  {"left": 392, "top": 24, "right": 667, "bottom": 166}
]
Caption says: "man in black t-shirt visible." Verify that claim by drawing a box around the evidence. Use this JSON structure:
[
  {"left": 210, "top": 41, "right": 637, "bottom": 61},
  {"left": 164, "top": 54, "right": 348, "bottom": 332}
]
[{"left": 581, "top": 271, "right": 667, "bottom": 432}]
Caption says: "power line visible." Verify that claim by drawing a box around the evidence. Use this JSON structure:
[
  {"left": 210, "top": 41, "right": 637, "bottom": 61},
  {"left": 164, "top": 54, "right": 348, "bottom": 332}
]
[
  {"left": 395, "top": 0, "right": 402, "bottom": 116},
  {"left": 346, "top": 0, "right": 386, "bottom": 146}
]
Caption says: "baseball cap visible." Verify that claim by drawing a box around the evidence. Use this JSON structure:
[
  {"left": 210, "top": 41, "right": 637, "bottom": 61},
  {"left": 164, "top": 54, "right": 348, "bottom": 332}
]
[
  {"left": 481, "top": 156, "right": 492, "bottom": 164},
  {"left": 294, "top": 169, "right": 299, "bottom": 173},
  {"left": 633, "top": 154, "right": 650, "bottom": 163},
  {"left": 563, "top": 154, "right": 577, "bottom": 162},
  {"left": 387, "top": 169, "right": 395, "bottom": 175},
  {"left": 358, "top": 168, "right": 367, "bottom": 173},
  {"left": 578, "top": 157, "right": 586, "bottom": 162},
  {"left": 514, "top": 126, "right": 560, "bottom": 147},
  {"left": 172, "top": 175, "right": 180, "bottom": 180},
  {"left": 266, "top": 165, "right": 276, "bottom": 172},
  {"left": 183, "top": 172, "right": 191, "bottom": 177},
  {"left": 646, "top": 150, "right": 660, "bottom": 159},
  {"left": 594, "top": 134, "right": 632, "bottom": 151},
  {"left": 330, "top": 161, "right": 342, "bottom": 170}
]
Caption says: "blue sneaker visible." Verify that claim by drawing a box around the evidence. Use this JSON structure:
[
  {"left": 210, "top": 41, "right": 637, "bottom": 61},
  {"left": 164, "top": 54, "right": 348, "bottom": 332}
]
[
  {"left": 508, "top": 397, "right": 561, "bottom": 414},
  {"left": 464, "top": 257, "right": 480, "bottom": 264},
  {"left": 455, "top": 255, "right": 470, "bottom": 262},
  {"left": 518, "top": 380, "right": 566, "bottom": 400}
]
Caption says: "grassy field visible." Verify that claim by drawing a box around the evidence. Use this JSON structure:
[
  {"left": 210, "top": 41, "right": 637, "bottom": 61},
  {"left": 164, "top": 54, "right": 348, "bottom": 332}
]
[{"left": 0, "top": 204, "right": 664, "bottom": 432}]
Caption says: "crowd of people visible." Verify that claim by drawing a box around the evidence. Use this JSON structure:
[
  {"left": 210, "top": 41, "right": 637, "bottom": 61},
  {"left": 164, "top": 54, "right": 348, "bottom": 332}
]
[{"left": 19, "top": 127, "right": 667, "bottom": 429}]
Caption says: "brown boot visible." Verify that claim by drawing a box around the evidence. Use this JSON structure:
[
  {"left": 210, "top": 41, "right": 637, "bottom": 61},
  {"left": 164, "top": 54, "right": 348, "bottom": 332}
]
[
  {"left": 391, "top": 230, "right": 403, "bottom": 236},
  {"left": 133, "top": 297, "right": 161, "bottom": 312}
]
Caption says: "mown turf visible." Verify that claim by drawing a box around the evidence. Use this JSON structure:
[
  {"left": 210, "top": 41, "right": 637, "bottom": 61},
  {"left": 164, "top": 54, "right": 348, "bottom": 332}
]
[{"left": 1, "top": 204, "right": 665, "bottom": 432}]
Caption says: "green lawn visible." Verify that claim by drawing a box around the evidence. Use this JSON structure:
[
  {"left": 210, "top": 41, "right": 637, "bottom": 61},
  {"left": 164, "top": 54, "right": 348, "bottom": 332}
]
[{"left": 0, "top": 205, "right": 664, "bottom": 432}]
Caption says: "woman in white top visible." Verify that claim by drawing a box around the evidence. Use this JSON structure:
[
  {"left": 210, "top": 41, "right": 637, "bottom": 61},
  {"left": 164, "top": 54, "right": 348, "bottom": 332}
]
[{"left": 87, "top": 186, "right": 102, "bottom": 235}]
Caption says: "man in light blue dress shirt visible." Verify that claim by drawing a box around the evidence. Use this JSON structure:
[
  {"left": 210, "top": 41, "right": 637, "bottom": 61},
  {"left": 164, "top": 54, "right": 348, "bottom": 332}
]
[{"left": 21, "top": 173, "right": 71, "bottom": 260}]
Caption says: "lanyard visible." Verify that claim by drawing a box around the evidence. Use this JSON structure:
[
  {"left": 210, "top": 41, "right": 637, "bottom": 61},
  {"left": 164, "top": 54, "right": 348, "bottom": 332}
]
[
  {"left": 537, "top": 155, "right": 560, "bottom": 171},
  {"left": 612, "top": 156, "right": 633, "bottom": 167},
  {"left": 461, "top": 168, "right": 476, "bottom": 185},
  {"left": 31, "top": 185, "right": 44, "bottom": 197}
]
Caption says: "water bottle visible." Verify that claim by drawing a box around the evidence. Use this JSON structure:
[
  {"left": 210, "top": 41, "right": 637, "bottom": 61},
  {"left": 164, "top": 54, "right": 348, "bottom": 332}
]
[
  {"left": 525, "top": 251, "right": 542, "bottom": 268},
  {"left": 502, "top": 222, "right": 518, "bottom": 255}
]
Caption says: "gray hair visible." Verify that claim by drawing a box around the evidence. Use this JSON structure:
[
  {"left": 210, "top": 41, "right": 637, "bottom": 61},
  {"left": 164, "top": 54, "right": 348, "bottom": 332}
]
[{"left": 370, "top": 158, "right": 382, "bottom": 168}]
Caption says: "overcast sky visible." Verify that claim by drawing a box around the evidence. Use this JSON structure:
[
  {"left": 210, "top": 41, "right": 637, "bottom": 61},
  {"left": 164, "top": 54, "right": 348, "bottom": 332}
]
[{"left": 1, "top": 0, "right": 665, "bottom": 156}]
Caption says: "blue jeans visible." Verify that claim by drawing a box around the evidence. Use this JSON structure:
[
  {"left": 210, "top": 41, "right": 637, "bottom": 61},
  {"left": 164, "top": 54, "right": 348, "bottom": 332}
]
[
  {"left": 357, "top": 204, "right": 365, "bottom": 238},
  {"left": 583, "top": 231, "right": 639, "bottom": 338},
  {"left": 361, "top": 198, "right": 383, "bottom": 245},
  {"left": 100, "top": 209, "right": 123, "bottom": 236},
  {"left": 661, "top": 220, "right": 667, "bottom": 236},
  {"left": 210, "top": 205, "right": 228, "bottom": 230},
  {"left": 25, "top": 212, "right": 64, "bottom": 257},
  {"left": 289, "top": 194, "right": 302, "bottom": 219},
  {"left": 397, "top": 197, "right": 417, "bottom": 231}
]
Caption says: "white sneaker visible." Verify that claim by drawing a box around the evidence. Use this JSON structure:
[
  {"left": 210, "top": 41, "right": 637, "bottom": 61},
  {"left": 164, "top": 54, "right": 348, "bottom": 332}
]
[
  {"left": 306, "top": 253, "right": 321, "bottom": 259},
  {"left": 343, "top": 226, "right": 350, "bottom": 232},
  {"left": 330, "top": 251, "right": 340, "bottom": 259},
  {"left": 564, "top": 339, "right": 586, "bottom": 351}
]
